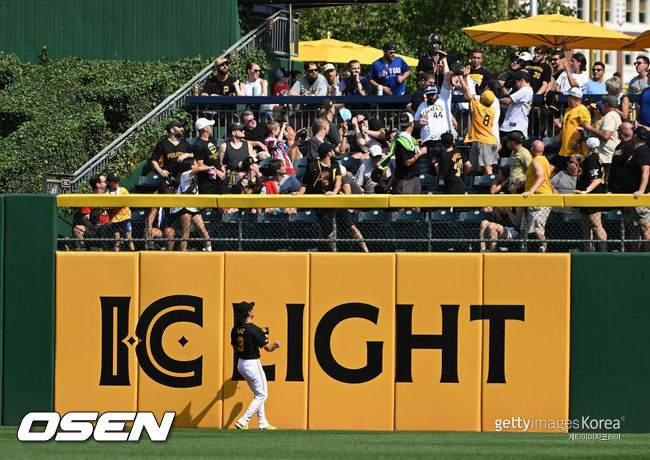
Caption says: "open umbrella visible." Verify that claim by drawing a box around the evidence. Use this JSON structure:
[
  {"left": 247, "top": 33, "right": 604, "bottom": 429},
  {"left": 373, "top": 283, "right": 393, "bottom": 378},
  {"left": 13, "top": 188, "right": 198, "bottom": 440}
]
[
  {"left": 291, "top": 38, "right": 418, "bottom": 67},
  {"left": 619, "top": 29, "right": 650, "bottom": 50},
  {"left": 463, "top": 14, "right": 636, "bottom": 50}
]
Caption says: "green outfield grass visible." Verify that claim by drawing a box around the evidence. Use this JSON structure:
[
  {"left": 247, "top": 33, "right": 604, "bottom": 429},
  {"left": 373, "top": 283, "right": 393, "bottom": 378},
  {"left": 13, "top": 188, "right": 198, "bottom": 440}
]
[{"left": 2, "top": 427, "right": 649, "bottom": 459}]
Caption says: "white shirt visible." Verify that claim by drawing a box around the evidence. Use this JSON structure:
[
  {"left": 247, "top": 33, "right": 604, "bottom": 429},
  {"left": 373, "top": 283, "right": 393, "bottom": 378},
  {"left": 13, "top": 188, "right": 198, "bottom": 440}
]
[
  {"left": 555, "top": 71, "right": 589, "bottom": 94},
  {"left": 171, "top": 170, "right": 198, "bottom": 214},
  {"left": 244, "top": 79, "right": 264, "bottom": 96},
  {"left": 414, "top": 86, "right": 454, "bottom": 141},
  {"left": 500, "top": 86, "right": 533, "bottom": 134}
]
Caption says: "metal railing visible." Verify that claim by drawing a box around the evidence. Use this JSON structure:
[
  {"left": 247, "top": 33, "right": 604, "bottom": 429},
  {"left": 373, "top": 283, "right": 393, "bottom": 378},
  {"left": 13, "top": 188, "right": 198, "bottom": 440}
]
[
  {"left": 56, "top": 195, "right": 650, "bottom": 254},
  {"left": 45, "top": 9, "right": 298, "bottom": 194}
]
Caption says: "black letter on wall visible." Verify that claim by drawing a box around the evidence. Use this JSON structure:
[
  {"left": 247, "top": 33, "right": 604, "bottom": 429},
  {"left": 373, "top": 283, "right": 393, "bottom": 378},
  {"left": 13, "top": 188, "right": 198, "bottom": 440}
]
[{"left": 100, "top": 296, "right": 132, "bottom": 386}]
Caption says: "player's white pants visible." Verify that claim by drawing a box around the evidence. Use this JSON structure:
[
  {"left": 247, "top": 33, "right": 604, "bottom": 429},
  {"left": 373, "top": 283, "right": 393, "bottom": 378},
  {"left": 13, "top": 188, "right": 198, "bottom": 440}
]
[{"left": 237, "top": 358, "right": 270, "bottom": 428}]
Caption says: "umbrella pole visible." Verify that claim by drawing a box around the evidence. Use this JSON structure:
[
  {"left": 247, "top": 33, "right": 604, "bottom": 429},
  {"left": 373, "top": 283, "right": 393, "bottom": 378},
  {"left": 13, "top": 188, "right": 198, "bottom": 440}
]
[{"left": 288, "top": 4, "right": 293, "bottom": 72}]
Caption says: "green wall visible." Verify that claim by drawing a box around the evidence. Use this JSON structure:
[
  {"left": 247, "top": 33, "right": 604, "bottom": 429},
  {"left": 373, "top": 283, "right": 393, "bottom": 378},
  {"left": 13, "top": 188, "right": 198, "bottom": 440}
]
[
  {"left": 570, "top": 253, "right": 650, "bottom": 433},
  {"left": 0, "top": 0, "right": 240, "bottom": 62},
  {"left": 2, "top": 195, "right": 56, "bottom": 425}
]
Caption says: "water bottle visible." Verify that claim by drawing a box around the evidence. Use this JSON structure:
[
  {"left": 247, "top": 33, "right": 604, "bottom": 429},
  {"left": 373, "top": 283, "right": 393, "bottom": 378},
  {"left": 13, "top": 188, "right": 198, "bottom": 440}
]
[{"left": 377, "top": 85, "right": 383, "bottom": 96}]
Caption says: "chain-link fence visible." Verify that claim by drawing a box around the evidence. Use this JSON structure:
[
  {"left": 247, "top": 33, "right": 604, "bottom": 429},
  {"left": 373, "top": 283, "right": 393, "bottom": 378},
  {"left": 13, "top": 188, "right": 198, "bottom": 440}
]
[{"left": 56, "top": 195, "right": 650, "bottom": 253}]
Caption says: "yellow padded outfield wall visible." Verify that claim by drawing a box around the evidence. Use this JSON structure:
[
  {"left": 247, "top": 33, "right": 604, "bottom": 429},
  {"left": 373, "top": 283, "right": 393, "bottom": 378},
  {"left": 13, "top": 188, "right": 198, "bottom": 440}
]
[{"left": 54, "top": 252, "right": 570, "bottom": 431}]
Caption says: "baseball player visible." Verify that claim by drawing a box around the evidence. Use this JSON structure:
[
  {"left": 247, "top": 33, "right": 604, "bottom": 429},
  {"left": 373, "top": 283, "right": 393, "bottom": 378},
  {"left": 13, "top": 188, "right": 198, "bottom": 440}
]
[{"left": 231, "top": 301, "right": 280, "bottom": 430}]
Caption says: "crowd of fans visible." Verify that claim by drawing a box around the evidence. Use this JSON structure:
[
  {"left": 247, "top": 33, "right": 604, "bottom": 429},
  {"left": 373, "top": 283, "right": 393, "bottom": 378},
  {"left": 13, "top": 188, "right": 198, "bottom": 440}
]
[{"left": 73, "top": 35, "right": 650, "bottom": 252}]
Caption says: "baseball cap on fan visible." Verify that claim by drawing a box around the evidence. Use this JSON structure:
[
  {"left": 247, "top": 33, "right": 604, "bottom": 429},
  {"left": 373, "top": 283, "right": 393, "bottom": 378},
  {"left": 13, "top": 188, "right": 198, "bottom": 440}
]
[
  {"left": 585, "top": 137, "right": 600, "bottom": 150},
  {"left": 428, "top": 33, "right": 442, "bottom": 44},
  {"left": 517, "top": 51, "right": 532, "bottom": 62},
  {"left": 399, "top": 112, "right": 414, "bottom": 127},
  {"left": 567, "top": 87, "right": 583, "bottom": 99},
  {"left": 195, "top": 117, "right": 215, "bottom": 131}
]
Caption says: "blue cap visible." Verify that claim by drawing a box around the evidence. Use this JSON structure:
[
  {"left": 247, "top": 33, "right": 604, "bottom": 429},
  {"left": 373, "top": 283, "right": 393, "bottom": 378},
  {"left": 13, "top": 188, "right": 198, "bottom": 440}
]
[
  {"left": 424, "top": 84, "right": 438, "bottom": 95},
  {"left": 339, "top": 107, "right": 352, "bottom": 122}
]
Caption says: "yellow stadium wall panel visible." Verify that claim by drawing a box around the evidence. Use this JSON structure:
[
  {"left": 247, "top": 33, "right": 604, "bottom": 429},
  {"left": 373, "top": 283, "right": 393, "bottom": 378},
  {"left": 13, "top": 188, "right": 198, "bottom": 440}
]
[
  {"left": 222, "top": 253, "right": 309, "bottom": 429},
  {"left": 137, "top": 253, "right": 224, "bottom": 428},
  {"left": 308, "top": 253, "right": 396, "bottom": 430},
  {"left": 55, "top": 253, "right": 140, "bottom": 415},
  {"left": 481, "top": 254, "right": 570, "bottom": 433},
  {"left": 394, "top": 254, "right": 483, "bottom": 431}
]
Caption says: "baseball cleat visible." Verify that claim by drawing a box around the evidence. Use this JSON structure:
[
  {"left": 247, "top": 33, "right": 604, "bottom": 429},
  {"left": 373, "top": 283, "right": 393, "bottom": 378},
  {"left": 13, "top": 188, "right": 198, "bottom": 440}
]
[
  {"left": 235, "top": 421, "right": 248, "bottom": 430},
  {"left": 258, "top": 425, "right": 278, "bottom": 430}
]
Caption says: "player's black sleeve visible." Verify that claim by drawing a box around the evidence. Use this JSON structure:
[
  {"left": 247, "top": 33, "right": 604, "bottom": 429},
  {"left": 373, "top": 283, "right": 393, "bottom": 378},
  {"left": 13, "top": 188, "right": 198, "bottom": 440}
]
[{"left": 251, "top": 325, "right": 268, "bottom": 348}]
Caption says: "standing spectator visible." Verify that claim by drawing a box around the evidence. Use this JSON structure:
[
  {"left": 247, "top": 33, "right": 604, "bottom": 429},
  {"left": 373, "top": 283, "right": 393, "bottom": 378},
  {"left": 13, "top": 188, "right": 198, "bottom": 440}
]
[
  {"left": 573, "top": 137, "right": 607, "bottom": 251},
  {"left": 219, "top": 122, "right": 254, "bottom": 173},
  {"left": 637, "top": 74, "right": 650, "bottom": 130},
  {"left": 434, "top": 132, "right": 471, "bottom": 194},
  {"left": 417, "top": 33, "right": 456, "bottom": 89},
  {"left": 523, "top": 45, "right": 552, "bottom": 95},
  {"left": 496, "top": 53, "right": 526, "bottom": 87},
  {"left": 294, "top": 142, "right": 369, "bottom": 253},
  {"left": 272, "top": 68, "right": 290, "bottom": 96},
  {"left": 628, "top": 56, "right": 649, "bottom": 96},
  {"left": 507, "top": 131, "right": 532, "bottom": 192},
  {"left": 548, "top": 50, "right": 565, "bottom": 89},
  {"left": 584, "top": 62, "right": 606, "bottom": 95},
  {"left": 499, "top": 71, "right": 533, "bottom": 156},
  {"left": 552, "top": 87, "right": 590, "bottom": 173},
  {"left": 467, "top": 48, "right": 491, "bottom": 94},
  {"left": 307, "top": 118, "right": 329, "bottom": 160},
  {"left": 553, "top": 51, "right": 588, "bottom": 93},
  {"left": 619, "top": 127, "right": 650, "bottom": 250},
  {"left": 322, "top": 63, "right": 340, "bottom": 96},
  {"left": 241, "top": 110, "right": 270, "bottom": 154},
  {"left": 289, "top": 62, "right": 328, "bottom": 96},
  {"left": 579, "top": 95, "right": 621, "bottom": 182},
  {"left": 72, "top": 174, "right": 111, "bottom": 250},
  {"left": 408, "top": 71, "right": 436, "bottom": 116},
  {"left": 608, "top": 122, "right": 635, "bottom": 193},
  {"left": 193, "top": 118, "right": 227, "bottom": 194},
  {"left": 368, "top": 42, "right": 411, "bottom": 96},
  {"left": 106, "top": 173, "right": 135, "bottom": 252},
  {"left": 415, "top": 80, "right": 454, "bottom": 161},
  {"left": 317, "top": 99, "right": 346, "bottom": 152},
  {"left": 265, "top": 121, "right": 297, "bottom": 176},
  {"left": 354, "top": 145, "right": 390, "bottom": 193},
  {"left": 605, "top": 76, "right": 630, "bottom": 121},
  {"left": 339, "top": 60, "right": 370, "bottom": 96},
  {"left": 551, "top": 154, "right": 580, "bottom": 194},
  {"left": 391, "top": 113, "right": 425, "bottom": 194},
  {"left": 169, "top": 159, "right": 214, "bottom": 252},
  {"left": 521, "top": 140, "right": 553, "bottom": 252},
  {"left": 459, "top": 66, "right": 498, "bottom": 175},
  {"left": 150, "top": 120, "right": 193, "bottom": 178}
]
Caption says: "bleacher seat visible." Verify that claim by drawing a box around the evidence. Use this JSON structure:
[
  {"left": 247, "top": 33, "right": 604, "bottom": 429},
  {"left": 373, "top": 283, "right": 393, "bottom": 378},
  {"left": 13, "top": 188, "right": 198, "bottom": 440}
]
[
  {"left": 288, "top": 210, "right": 324, "bottom": 251},
  {"left": 428, "top": 209, "right": 458, "bottom": 251},
  {"left": 293, "top": 157, "right": 309, "bottom": 181},
  {"left": 134, "top": 172, "right": 165, "bottom": 193},
  {"left": 356, "top": 209, "right": 394, "bottom": 252},
  {"left": 473, "top": 174, "right": 496, "bottom": 194},
  {"left": 391, "top": 210, "right": 427, "bottom": 251},
  {"left": 419, "top": 174, "right": 437, "bottom": 193},
  {"left": 340, "top": 155, "right": 361, "bottom": 175},
  {"left": 458, "top": 209, "right": 490, "bottom": 252}
]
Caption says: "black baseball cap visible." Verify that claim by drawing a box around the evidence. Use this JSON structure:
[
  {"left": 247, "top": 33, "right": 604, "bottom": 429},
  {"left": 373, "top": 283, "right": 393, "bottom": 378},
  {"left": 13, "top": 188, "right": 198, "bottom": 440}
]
[
  {"left": 508, "top": 131, "right": 525, "bottom": 144},
  {"left": 317, "top": 142, "right": 335, "bottom": 157},
  {"left": 634, "top": 126, "right": 648, "bottom": 141},
  {"left": 106, "top": 172, "right": 120, "bottom": 182},
  {"left": 428, "top": 33, "right": 442, "bottom": 44},
  {"left": 228, "top": 122, "right": 245, "bottom": 133},
  {"left": 382, "top": 41, "right": 396, "bottom": 51},
  {"left": 166, "top": 120, "right": 184, "bottom": 132},
  {"left": 235, "top": 301, "right": 255, "bottom": 315}
]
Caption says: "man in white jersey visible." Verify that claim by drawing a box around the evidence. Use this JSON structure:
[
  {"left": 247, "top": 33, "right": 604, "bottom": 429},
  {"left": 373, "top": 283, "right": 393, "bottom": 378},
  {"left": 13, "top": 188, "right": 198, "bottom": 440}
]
[
  {"left": 414, "top": 59, "right": 454, "bottom": 162},
  {"left": 499, "top": 70, "right": 533, "bottom": 157}
]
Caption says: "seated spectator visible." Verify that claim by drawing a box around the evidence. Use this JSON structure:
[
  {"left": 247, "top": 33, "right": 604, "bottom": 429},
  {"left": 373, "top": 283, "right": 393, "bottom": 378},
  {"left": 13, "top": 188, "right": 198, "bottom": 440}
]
[
  {"left": 232, "top": 156, "right": 264, "bottom": 194},
  {"left": 490, "top": 166, "right": 510, "bottom": 194},
  {"left": 433, "top": 132, "right": 471, "bottom": 194},
  {"left": 220, "top": 122, "right": 255, "bottom": 173},
  {"left": 573, "top": 137, "right": 607, "bottom": 251},
  {"left": 355, "top": 145, "right": 391, "bottom": 193},
  {"left": 369, "top": 42, "right": 411, "bottom": 95},
  {"left": 261, "top": 159, "right": 301, "bottom": 195},
  {"left": 72, "top": 174, "right": 112, "bottom": 250},
  {"left": 552, "top": 51, "right": 588, "bottom": 93},
  {"left": 318, "top": 99, "right": 347, "bottom": 153},
  {"left": 496, "top": 53, "right": 526, "bottom": 87},
  {"left": 521, "top": 140, "right": 553, "bottom": 252},
  {"left": 265, "top": 121, "right": 297, "bottom": 176},
  {"left": 322, "top": 63, "right": 340, "bottom": 96},
  {"left": 290, "top": 70, "right": 302, "bottom": 88},
  {"left": 551, "top": 154, "right": 580, "bottom": 194},
  {"left": 169, "top": 159, "right": 214, "bottom": 252},
  {"left": 105, "top": 173, "right": 135, "bottom": 251},
  {"left": 339, "top": 60, "right": 370, "bottom": 96},
  {"left": 146, "top": 180, "right": 177, "bottom": 251},
  {"left": 241, "top": 110, "right": 270, "bottom": 153},
  {"left": 290, "top": 62, "right": 328, "bottom": 95},
  {"left": 478, "top": 206, "right": 523, "bottom": 252},
  {"left": 273, "top": 68, "right": 290, "bottom": 96},
  {"left": 201, "top": 57, "right": 242, "bottom": 97},
  {"left": 307, "top": 118, "right": 329, "bottom": 160},
  {"left": 294, "top": 142, "right": 369, "bottom": 252},
  {"left": 240, "top": 61, "right": 273, "bottom": 121},
  {"left": 605, "top": 76, "right": 630, "bottom": 121}
]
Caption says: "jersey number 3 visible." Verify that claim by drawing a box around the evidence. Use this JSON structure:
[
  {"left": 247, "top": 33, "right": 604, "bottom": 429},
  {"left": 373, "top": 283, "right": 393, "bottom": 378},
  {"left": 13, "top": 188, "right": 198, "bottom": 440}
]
[{"left": 237, "top": 336, "right": 244, "bottom": 352}]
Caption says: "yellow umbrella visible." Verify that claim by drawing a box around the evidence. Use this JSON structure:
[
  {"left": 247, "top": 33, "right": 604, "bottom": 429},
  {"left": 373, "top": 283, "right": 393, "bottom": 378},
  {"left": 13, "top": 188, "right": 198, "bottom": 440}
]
[
  {"left": 619, "top": 29, "right": 650, "bottom": 50},
  {"left": 463, "top": 14, "right": 636, "bottom": 50},
  {"left": 291, "top": 38, "right": 418, "bottom": 67}
]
